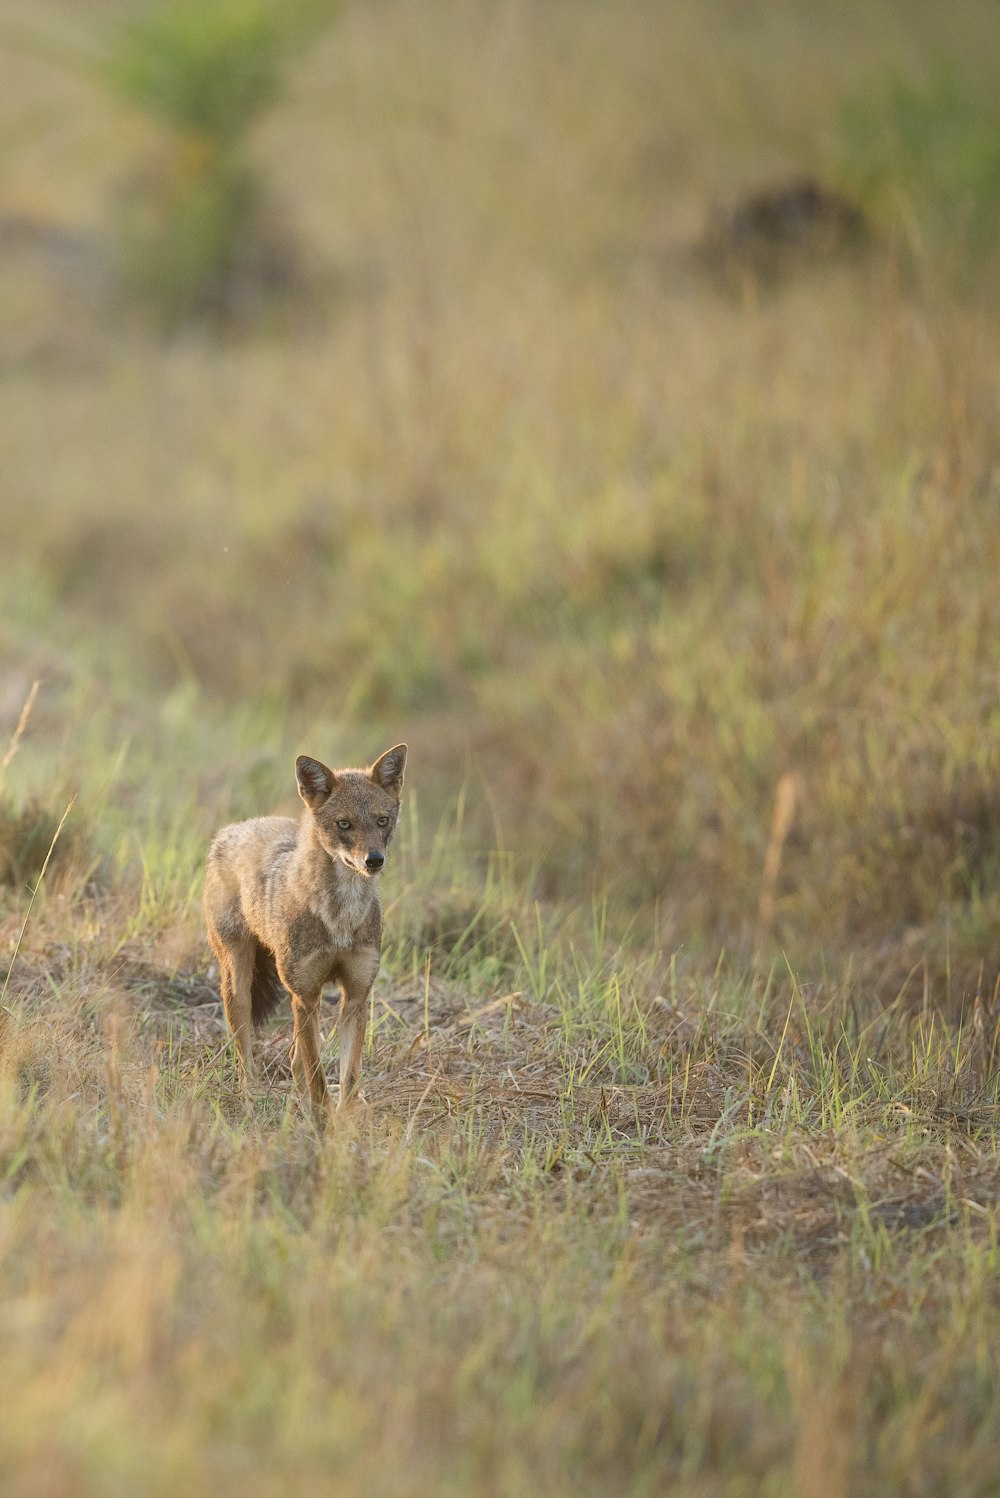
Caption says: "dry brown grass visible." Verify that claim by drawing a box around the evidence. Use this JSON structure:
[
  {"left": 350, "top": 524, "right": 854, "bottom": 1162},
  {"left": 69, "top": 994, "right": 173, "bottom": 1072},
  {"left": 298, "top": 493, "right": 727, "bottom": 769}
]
[
  {"left": 2, "top": 0, "right": 1000, "bottom": 1491},
  {"left": 5, "top": 870, "right": 1000, "bottom": 1495}
]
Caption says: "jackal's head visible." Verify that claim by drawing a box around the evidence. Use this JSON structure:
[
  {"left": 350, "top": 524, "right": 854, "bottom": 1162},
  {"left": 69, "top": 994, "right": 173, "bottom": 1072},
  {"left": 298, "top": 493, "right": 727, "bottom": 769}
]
[{"left": 295, "top": 744, "right": 407, "bottom": 877}]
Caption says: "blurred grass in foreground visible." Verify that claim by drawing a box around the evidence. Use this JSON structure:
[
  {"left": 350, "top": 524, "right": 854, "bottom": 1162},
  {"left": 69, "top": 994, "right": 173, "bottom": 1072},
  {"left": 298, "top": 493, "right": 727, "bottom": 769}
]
[{"left": 1, "top": 1, "right": 1000, "bottom": 1491}]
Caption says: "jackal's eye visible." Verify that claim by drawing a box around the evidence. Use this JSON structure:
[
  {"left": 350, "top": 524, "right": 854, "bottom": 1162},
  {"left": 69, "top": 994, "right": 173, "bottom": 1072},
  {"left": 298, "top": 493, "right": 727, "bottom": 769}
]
[
  {"left": 336, "top": 819, "right": 352, "bottom": 831},
  {"left": 377, "top": 816, "right": 389, "bottom": 828}
]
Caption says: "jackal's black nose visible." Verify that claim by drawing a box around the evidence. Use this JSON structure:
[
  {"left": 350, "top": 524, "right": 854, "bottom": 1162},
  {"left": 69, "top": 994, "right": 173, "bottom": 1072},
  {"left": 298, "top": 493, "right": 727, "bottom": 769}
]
[{"left": 365, "top": 850, "right": 385, "bottom": 873}]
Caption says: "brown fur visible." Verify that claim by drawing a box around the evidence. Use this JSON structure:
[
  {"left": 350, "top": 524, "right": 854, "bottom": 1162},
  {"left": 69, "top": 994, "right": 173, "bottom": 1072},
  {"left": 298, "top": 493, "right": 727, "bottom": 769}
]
[{"left": 204, "top": 744, "right": 407, "bottom": 1125}]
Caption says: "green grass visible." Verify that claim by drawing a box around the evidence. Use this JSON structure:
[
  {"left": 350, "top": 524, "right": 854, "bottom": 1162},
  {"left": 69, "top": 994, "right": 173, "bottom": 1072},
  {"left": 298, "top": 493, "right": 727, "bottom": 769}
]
[
  {"left": 4, "top": 870, "right": 1000, "bottom": 1496},
  {"left": 2, "top": 0, "right": 1000, "bottom": 1492}
]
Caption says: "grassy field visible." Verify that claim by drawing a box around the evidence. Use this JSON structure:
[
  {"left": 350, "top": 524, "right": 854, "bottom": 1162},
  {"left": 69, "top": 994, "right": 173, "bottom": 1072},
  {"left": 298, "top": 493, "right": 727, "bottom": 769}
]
[{"left": 2, "top": 0, "right": 1000, "bottom": 1492}]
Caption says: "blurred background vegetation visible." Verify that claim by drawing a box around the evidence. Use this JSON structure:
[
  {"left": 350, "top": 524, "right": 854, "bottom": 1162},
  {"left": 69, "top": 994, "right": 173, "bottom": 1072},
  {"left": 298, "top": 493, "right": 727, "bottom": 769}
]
[{"left": 1, "top": 0, "right": 998, "bottom": 1003}]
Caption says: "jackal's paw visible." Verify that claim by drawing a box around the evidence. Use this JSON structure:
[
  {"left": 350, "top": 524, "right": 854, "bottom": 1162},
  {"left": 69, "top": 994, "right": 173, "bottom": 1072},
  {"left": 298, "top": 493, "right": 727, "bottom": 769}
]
[{"left": 338, "top": 1087, "right": 369, "bottom": 1111}]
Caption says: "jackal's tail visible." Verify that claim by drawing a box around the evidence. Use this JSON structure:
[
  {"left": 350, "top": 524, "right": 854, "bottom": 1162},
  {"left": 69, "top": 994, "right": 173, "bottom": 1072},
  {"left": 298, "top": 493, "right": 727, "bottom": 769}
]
[{"left": 250, "top": 940, "right": 287, "bottom": 1029}]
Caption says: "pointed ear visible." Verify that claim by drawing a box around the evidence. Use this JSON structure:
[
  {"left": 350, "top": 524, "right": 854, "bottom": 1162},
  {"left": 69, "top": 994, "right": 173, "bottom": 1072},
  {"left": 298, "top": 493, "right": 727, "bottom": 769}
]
[
  {"left": 370, "top": 743, "right": 407, "bottom": 797},
  {"left": 295, "top": 754, "right": 335, "bottom": 808}
]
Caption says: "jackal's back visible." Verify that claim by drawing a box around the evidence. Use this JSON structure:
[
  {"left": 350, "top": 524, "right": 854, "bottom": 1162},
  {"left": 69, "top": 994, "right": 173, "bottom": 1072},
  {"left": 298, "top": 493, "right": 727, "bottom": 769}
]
[
  {"left": 203, "top": 815, "right": 297, "bottom": 942},
  {"left": 203, "top": 815, "right": 300, "bottom": 1029}
]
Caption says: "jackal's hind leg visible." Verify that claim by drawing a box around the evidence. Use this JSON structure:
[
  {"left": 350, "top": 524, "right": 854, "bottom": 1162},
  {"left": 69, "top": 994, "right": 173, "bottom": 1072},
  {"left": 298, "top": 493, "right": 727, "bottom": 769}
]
[{"left": 212, "top": 930, "right": 257, "bottom": 1097}]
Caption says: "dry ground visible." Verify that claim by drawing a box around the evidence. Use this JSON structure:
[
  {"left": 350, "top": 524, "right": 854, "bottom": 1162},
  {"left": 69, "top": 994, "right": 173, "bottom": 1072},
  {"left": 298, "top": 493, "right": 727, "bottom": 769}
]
[
  {"left": 3, "top": 828, "right": 1000, "bottom": 1496},
  {"left": 2, "top": 0, "right": 1000, "bottom": 1492}
]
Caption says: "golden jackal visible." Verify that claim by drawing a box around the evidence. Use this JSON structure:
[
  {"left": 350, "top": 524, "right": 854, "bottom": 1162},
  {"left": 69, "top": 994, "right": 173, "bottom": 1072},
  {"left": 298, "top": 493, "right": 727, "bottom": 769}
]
[{"left": 204, "top": 744, "right": 407, "bottom": 1124}]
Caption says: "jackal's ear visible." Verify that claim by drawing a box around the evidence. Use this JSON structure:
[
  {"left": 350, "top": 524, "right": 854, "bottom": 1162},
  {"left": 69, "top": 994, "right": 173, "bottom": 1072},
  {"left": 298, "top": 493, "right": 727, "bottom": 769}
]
[
  {"left": 295, "top": 755, "right": 335, "bottom": 808},
  {"left": 370, "top": 743, "right": 407, "bottom": 797}
]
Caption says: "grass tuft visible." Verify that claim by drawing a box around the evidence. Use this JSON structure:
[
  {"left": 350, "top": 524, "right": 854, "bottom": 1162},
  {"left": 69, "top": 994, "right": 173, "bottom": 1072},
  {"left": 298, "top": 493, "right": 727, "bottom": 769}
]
[{"left": 1, "top": 1, "right": 1000, "bottom": 1490}]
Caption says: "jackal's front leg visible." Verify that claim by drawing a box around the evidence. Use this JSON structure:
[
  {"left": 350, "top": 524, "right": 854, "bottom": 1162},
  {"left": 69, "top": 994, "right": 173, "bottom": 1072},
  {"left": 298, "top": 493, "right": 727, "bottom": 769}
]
[
  {"left": 337, "top": 947, "right": 380, "bottom": 1109},
  {"left": 288, "top": 990, "right": 329, "bottom": 1128}
]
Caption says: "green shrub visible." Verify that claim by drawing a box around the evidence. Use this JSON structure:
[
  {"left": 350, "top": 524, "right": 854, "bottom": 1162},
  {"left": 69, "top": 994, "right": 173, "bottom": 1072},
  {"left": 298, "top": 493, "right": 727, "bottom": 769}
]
[
  {"left": 108, "top": 2, "right": 289, "bottom": 144},
  {"left": 106, "top": 0, "right": 338, "bottom": 327},
  {"left": 840, "top": 64, "right": 1000, "bottom": 249}
]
